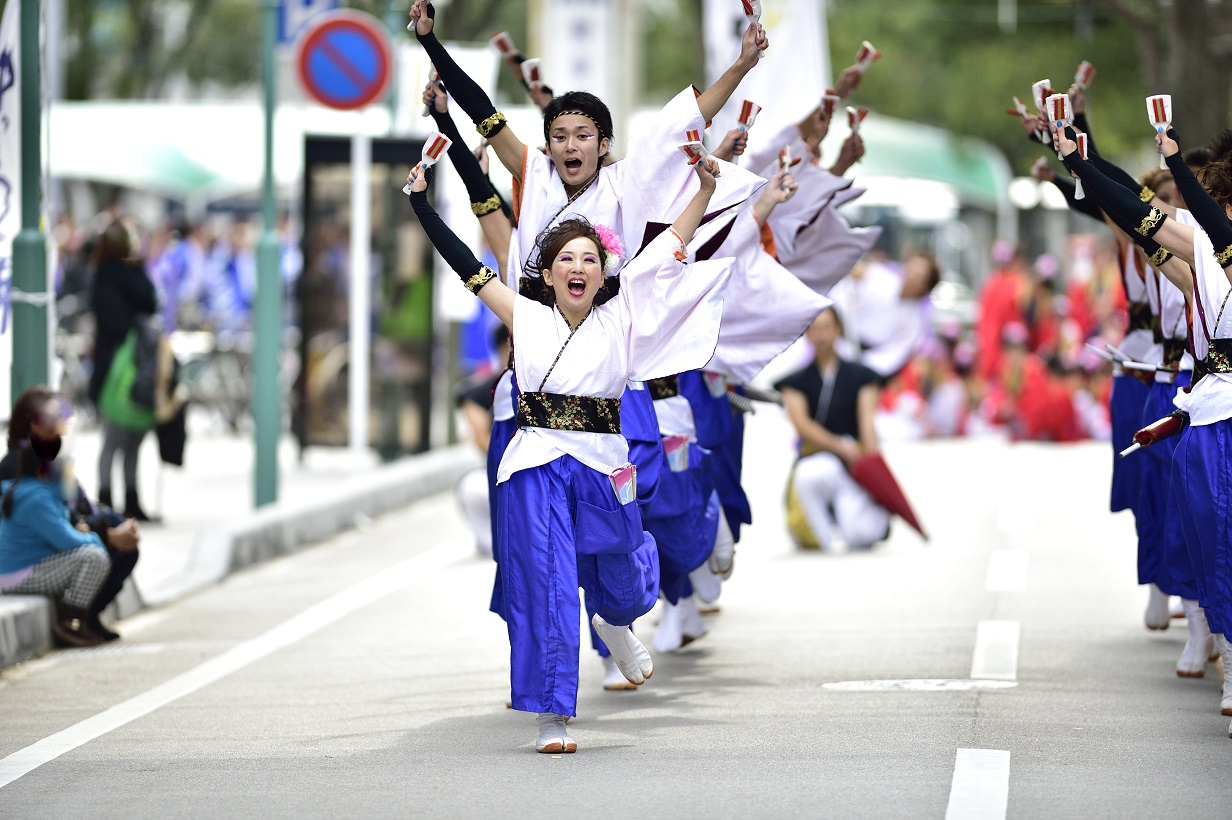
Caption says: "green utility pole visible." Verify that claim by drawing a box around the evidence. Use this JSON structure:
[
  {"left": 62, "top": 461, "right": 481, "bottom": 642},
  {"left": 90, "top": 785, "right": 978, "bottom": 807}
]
[
  {"left": 253, "top": 0, "right": 281, "bottom": 507},
  {"left": 385, "top": 1, "right": 402, "bottom": 127},
  {"left": 10, "top": 0, "right": 47, "bottom": 397}
]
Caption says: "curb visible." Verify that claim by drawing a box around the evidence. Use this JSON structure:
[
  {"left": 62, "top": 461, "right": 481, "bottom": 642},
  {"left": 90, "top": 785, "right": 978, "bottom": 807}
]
[{"left": 0, "top": 445, "right": 480, "bottom": 670}]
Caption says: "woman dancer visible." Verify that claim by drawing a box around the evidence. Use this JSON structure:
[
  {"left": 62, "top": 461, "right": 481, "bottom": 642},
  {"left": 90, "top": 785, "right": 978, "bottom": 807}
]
[
  {"left": 1053, "top": 122, "right": 1232, "bottom": 735},
  {"left": 408, "top": 150, "right": 732, "bottom": 752}
]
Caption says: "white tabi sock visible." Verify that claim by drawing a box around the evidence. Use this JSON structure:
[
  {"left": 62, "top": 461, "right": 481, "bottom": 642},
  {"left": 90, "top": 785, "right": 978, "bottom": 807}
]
[
  {"left": 601, "top": 655, "right": 637, "bottom": 691},
  {"left": 1176, "top": 599, "right": 1214, "bottom": 678},
  {"left": 708, "top": 512, "right": 735, "bottom": 577},
  {"left": 679, "top": 594, "right": 708, "bottom": 644},
  {"left": 1145, "top": 584, "right": 1171, "bottom": 630},
  {"left": 535, "top": 713, "right": 576, "bottom": 754},
  {"left": 653, "top": 599, "right": 685, "bottom": 653},
  {"left": 1219, "top": 634, "right": 1232, "bottom": 717},
  {"left": 591, "top": 613, "right": 654, "bottom": 685},
  {"left": 689, "top": 563, "right": 722, "bottom": 604}
]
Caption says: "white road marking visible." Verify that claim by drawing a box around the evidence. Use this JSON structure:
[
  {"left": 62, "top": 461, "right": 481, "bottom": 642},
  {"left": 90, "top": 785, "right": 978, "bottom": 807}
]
[
  {"left": 0, "top": 534, "right": 463, "bottom": 790},
  {"left": 994, "top": 501, "right": 1030, "bottom": 534},
  {"left": 823, "top": 680, "right": 1018, "bottom": 692},
  {"left": 984, "top": 550, "right": 1029, "bottom": 593},
  {"left": 970, "top": 620, "right": 1020, "bottom": 681},
  {"left": 945, "top": 748, "right": 1011, "bottom": 820}
]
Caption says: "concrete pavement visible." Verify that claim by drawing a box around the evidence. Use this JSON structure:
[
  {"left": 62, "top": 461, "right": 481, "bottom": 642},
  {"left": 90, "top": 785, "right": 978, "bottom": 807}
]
[
  {"left": 0, "top": 412, "right": 479, "bottom": 668},
  {"left": 1, "top": 408, "right": 1230, "bottom": 816}
]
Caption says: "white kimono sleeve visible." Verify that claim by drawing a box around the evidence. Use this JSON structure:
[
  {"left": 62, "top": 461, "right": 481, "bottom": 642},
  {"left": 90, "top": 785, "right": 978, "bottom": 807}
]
[
  {"left": 783, "top": 206, "right": 883, "bottom": 297},
  {"left": 703, "top": 211, "right": 831, "bottom": 382},
  {"left": 617, "top": 228, "right": 732, "bottom": 381},
  {"left": 621, "top": 88, "right": 767, "bottom": 255}
]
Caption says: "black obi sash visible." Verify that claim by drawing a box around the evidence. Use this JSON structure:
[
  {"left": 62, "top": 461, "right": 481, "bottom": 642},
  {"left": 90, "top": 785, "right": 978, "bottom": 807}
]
[
  {"left": 1163, "top": 338, "right": 1188, "bottom": 369},
  {"left": 646, "top": 375, "right": 680, "bottom": 401},
  {"left": 516, "top": 391, "right": 622, "bottom": 434},
  {"left": 1200, "top": 339, "right": 1232, "bottom": 377},
  {"left": 1128, "top": 302, "right": 1155, "bottom": 333}
]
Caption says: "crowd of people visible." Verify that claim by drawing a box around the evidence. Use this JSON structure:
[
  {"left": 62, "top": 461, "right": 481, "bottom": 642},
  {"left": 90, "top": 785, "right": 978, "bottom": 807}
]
[
  {"left": 7, "top": 1, "right": 1230, "bottom": 751},
  {"left": 412, "top": 0, "right": 1232, "bottom": 750}
]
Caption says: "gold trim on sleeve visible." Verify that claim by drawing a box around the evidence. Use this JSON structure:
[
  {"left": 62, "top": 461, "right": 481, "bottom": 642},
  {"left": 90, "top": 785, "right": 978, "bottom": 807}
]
[
  {"left": 476, "top": 112, "right": 507, "bottom": 138},
  {"left": 465, "top": 266, "right": 497, "bottom": 294},
  {"left": 1136, "top": 207, "right": 1164, "bottom": 237},
  {"left": 471, "top": 194, "right": 502, "bottom": 216}
]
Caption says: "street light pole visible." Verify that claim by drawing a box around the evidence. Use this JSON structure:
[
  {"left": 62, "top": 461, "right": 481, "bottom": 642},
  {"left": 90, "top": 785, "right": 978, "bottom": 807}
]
[
  {"left": 10, "top": 0, "right": 47, "bottom": 398},
  {"left": 254, "top": 0, "right": 281, "bottom": 507}
]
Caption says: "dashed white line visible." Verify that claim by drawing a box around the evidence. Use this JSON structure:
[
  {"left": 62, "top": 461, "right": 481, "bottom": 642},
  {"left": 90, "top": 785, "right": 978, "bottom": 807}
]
[
  {"left": 985, "top": 549, "right": 1029, "bottom": 593},
  {"left": 970, "top": 620, "right": 1020, "bottom": 681},
  {"left": 945, "top": 748, "right": 1011, "bottom": 820},
  {"left": 0, "top": 535, "right": 462, "bottom": 790}
]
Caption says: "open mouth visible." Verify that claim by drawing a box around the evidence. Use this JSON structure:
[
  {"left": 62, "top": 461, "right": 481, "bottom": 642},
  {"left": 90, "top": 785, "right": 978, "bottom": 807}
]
[
  {"left": 563, "top": 158, "right": 583, "bottom": 174},
  {"left": 567, "top": 277, "right": 587, "bottom": 296}
]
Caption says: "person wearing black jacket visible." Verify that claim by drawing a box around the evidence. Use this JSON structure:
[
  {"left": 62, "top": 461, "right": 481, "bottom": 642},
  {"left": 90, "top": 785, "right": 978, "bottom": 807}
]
[
  {"left": 1, "top": 386, "right": 140, "bottom": 641},
  {"left": 88, "top": 219, "right": 159, "bottom": 521}
]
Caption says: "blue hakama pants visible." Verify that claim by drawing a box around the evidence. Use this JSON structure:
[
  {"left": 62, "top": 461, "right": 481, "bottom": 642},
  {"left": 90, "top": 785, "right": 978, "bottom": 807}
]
[
  {"left": 1172, "top": 419, "right": 1232, "bottom": 635},
  {"left": 497, "top": 455, "right": 659, "bottom": 716},
  {"left": 1109, "top": 374, "right": 1150, "bottom": 514},
  {"left": 642, "top": 443, "right": 720, "bottom": 604},
  {"left": 1133, "top": 375, "right": 1189, "bottom": 587}
]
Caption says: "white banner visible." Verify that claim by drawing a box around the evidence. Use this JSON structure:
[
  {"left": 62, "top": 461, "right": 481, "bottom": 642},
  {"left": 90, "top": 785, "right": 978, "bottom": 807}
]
[
  {"left": 703, "top": 0, "right": 829, "bottom": 158},
  {"left": 0, "top": 0, "right": 20, "bottom": 414}
]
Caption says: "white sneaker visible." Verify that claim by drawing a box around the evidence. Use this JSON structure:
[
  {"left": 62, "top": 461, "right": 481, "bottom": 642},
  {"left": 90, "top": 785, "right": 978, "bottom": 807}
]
[
  {"left": 1170, "top": 597, "right": 1185, "bottom": 619},
  {"left": 591, "top": 614, "right": 653, "bottom": 685},
  {"left": 535, "top": 713, "right": 576, "bottom": 754},
  {"left": 653, "top": 599, "right": 685, "bottom": 653},
  {"left": 601, "top": 655, "right": 638, "bottom": 691},
  {"left": 680, "top": 594, "right": 709, "bottom": 645},
  {"left": 1176, "top": 599, "right": 1213, "bottom": 678},
  {"left": 689, "top": 564, "right": 722, "bottom": 604},
  {"left": 1145, "top": 584, "right": 1171, "bottom": 630}
]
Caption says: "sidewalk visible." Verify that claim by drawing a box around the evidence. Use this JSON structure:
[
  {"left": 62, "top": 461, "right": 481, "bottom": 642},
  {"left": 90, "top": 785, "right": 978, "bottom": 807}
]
[{"left": 0, "top": 411, "right": 479, "bottom": 668}]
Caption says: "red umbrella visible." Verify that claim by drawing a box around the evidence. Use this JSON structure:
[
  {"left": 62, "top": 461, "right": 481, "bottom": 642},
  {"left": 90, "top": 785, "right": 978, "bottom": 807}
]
[{"left": 849, "top": 452, "right": 928, "bottom": 542}]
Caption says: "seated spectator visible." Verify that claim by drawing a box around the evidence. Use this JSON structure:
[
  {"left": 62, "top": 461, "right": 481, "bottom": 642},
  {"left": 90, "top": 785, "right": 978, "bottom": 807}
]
[
  {"left": 777, "top": 307, "right": 891, "bottom": 552},
  {"left": 0, "top": 387, "right": 140, "bottom": 645}
]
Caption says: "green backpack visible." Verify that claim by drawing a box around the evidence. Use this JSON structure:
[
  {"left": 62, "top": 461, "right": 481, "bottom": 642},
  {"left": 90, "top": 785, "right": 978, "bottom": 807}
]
[{"left": 97, "top": 329, "right": 156, "bottom": 431}]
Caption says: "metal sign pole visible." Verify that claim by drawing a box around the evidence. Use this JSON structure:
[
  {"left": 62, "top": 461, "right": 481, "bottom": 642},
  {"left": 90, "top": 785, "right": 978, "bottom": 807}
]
[{"left": 348, "top": 130, "right": 372, "bottom": 455}]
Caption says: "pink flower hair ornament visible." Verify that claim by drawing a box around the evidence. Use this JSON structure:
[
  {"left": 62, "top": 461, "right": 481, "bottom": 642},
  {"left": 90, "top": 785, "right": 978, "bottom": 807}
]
[{"left": 592, "top": 223, "right": 623, "bottom": 273}]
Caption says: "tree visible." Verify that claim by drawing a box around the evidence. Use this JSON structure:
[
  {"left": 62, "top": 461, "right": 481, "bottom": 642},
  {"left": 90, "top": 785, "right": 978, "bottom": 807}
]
[
  {"left": 1091, "top": 0, "right": 1232, "bottom": 148},
  {"left": 824, "top": 0, "right": 1227, "bottom": 174}
]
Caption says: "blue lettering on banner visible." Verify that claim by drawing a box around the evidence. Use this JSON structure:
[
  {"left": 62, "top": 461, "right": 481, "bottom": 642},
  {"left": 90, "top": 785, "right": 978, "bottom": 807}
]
[
  {"left": 0, "top": 256, "right": 10, "bottom": 334},
  {"left": 279, "top": 0, "right": 339, "bottom": 44}
]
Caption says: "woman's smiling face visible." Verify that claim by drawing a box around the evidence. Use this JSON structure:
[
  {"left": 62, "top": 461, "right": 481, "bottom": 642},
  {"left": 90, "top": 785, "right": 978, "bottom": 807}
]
[{"left": 543, "top": 236, "right": 604, "bottom": 323}]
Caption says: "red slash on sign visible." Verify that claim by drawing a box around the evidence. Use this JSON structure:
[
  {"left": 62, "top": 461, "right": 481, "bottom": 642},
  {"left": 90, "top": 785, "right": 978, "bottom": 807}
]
[{"left": 295, "top": 10, "right": 392, "bottom": 110}]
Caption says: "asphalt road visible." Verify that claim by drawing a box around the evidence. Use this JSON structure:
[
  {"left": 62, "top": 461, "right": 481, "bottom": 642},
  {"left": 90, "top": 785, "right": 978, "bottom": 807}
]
[{"left": 1, "top": 409, "right": 1229, "bottom": 819}]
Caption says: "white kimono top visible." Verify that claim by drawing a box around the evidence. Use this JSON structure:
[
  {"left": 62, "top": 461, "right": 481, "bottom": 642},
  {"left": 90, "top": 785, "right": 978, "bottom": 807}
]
[
  {"left": 743, "top": 123, "right": 882, "bottom": 293},
  {"left": 1144, "top": 215, "right": 1194, "bottom": 382},
  {"left": 1118, "top": 242, "right": 1157, "bottom": 365},
  {"left": 828, "top": 261, "right": 927, "bottom": 379},
  {"left": 1174, "top": 223, "right": 1232, "bottom": 426},
  {"left": 498, "top": 229, "right": 733, "bottom": 483},
  {"left": 506, "top": 87, "right": 765, "bottom": 290},
  {"left": 703, "top": 210, "right": 832, "bottom": 382}
]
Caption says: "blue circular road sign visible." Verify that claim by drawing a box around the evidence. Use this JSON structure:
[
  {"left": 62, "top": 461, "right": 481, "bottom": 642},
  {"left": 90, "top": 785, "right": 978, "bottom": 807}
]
[{"left": 296, "top": 11, "right": 392, "bottom": 110}]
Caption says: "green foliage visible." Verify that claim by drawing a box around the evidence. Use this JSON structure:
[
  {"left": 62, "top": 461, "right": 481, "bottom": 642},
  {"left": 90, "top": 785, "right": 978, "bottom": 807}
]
[
  {"left": 181, "top": 1, "right": 262, "bottom": 88},
  {"left": 828, "top": 0, "right": 1148, "bottom": 173},
  {"left": 642, "top": 0, "right": 704, "bottom": 100}
]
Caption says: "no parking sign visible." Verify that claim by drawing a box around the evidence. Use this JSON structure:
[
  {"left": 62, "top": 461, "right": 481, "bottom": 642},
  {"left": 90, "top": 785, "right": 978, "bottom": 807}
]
[{"left": 295, "top": 10, "right": 392, "bottom": 110}]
